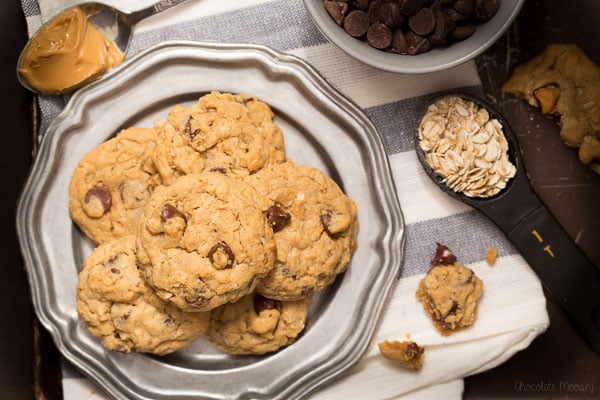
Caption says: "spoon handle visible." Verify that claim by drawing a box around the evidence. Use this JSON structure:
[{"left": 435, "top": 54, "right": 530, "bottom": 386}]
[
  {"left": 502, "top": 197, "right": 600, "bottom": 354},
  {"left": 128, "top": 0, "right": 191, "bottom": 25}
]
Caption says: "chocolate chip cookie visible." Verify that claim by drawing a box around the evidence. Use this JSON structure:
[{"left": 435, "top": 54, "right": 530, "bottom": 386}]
[
  {"left": 151, "top": 120, "right": 205, "bottom": 186},
  {"left": 76, "top": 236, "right": 210, "bottom": 355},
  {"left": 502, "top": 44, "right": 600, "bottom": 173},
  {"left": 136, "top": 172, "right": 277, "bottom": 312},
  {"left": 206, "top": 292, "right": 310, "bottom": 355},
  {"left": 378, "top": 340, "right": 425, "bottom": 371},
  {"left": 69, "top": 126, "right": 161, "bottom": 244},
  {"left": 166, "top": 91, "right": 285, "bottom": 177},
  {"left": 416, "top": 243, "right": 484, "bottom": 335},
  {"left": 245, "top": 160, "right": 358, "bottom": 301}
]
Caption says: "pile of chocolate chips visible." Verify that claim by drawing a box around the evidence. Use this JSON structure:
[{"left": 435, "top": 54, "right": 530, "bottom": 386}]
[{"left": 323, "top": 0, "right": 501, "bottom": 55}]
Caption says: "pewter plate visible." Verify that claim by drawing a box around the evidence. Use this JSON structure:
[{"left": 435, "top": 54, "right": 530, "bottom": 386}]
[{"left": 16, "top": 41, "right": 405, "bottom": 400}]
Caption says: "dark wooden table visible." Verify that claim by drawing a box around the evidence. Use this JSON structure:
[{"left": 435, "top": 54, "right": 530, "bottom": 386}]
[{"left": 2, "top": 0, "right": 598, "bottom": 399}]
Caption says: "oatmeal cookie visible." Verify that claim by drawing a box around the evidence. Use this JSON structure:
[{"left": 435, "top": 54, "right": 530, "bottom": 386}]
[
  {"left": 416, "top": 243, "right": 483, "bottom": 335},
  {"left": 151, "top": 120, "right": 205, "bottom": 186},
  {"left": 502, "top": 44, "right": 600, "bottom": 173},
  {"left": 76, "top": 236, "right": 209, "bottom": 355},
  {"left": 136, "top": 172, "right": 277, "bottom": 312},
  {"left": 206, "top": 292, "right": 310, "bottom": 355},
  {"left": 69, "top": 126, "right": 161, "bottom": 244},
  {"left": 378, "top": 340, "right": 425, "bottom": 371},
  {"left": 245, "top": 160, "right": 358, "bottom": 301},
  {"left": 166, "top": 91, "right": 285, "bottom": 176}
]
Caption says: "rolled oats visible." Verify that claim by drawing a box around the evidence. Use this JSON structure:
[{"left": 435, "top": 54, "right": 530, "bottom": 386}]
[{"left": 418, "top": 96, "right": 517, "bottom": 198}]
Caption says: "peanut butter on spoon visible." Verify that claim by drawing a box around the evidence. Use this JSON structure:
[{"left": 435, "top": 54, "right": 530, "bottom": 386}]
[{"left": 17, "top": 7, "right": 124, "bottom": 95}]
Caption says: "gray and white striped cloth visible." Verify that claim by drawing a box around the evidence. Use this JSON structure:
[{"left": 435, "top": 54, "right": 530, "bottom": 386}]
[{"left": 20, "top": 1, "right": 549, "bottom": 399}]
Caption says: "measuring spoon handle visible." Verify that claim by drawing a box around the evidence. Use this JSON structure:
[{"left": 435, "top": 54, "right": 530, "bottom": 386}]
[{"left": 506, "top": 202, "right": 600, "bottom": 353}]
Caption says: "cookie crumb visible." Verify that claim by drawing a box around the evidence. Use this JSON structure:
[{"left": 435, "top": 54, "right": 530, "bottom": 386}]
[
  {"left": 485, "top": 247, "right": 497, "bottom": 266},
  {"left": 378, "top": 340, "right": 424, "bottom": 371}
]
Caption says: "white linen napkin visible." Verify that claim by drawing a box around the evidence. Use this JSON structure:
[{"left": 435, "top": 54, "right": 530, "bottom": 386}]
[{"left": 20, "top": 0, "right": 549, "bottom": 398}]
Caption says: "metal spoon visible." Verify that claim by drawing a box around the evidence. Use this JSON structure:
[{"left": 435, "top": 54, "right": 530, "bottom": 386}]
[
  {"left": 414, "top": 91, "right": 600, "bottom": 354},
  {"left": 17, "top": 0, "right": 192, "bottom": 94}
]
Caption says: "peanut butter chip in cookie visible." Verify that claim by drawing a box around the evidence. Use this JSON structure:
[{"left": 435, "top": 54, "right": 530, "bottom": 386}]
[
  {"left": 208, "top": 241, "right": 235, "bottom": 269},
  {"left": 83, "top": 186, "right": 112, "bottom": 218},
  {"left": 267, "top": 204, "right": 291, "bottom": 232}
]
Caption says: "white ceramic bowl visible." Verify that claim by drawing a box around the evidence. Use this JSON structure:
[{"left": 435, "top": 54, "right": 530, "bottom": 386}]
[{"left": 303, "top": 0, "right": 524, "bottom": 73}]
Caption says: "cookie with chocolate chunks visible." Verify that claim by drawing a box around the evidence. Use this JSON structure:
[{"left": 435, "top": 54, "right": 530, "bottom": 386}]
[
  {"left": 69, "top": 126, "right": 161, "bottom": 244},
  {"left": 206, "top": 292, "right": 310, "bottom": 355},
  {"left": 245, "top": 160, "right": 358, "bottom": 301},
  {"left": 136, "top": 172, "right": 276, "bottom": 312},
  {"left": 77, "top": 236, "right": 210, "bottom": 355},
  {"left": 166, "top": 91, "right": 285, "bottom": 178},
  {"left": 416, "top": 243, "right": 483, "bottom": 335}
]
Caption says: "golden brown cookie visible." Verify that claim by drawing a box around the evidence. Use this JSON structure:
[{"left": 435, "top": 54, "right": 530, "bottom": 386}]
[
  {"left": 69, "top": 126, "right": 161, "bottom": 244},
  {"left": 136, "top": 172, "right": 277, "bottom": 312},
  {"left": 166, "top": 91, "right": 285, "bottom": 177},
  {"left": 502, "top": 44, "right": 600, "bottom": 173},
  {"left": 76, "top": 236, "right": 209, "bottom": 355},
  {"left": 416, "top": 243, "right": 483, "bottom": 335},
  {"left": 206, "top": 292, "right": 310, "bottom": 355},
  {"left": 245, "top": 160, "right": 359, "bottom": 301},
  {"left": 151, "top": 120, "right": 205, "bottom": 186},
  {"left": 378, "top": 340, "right": 425, "bottom": 371}
]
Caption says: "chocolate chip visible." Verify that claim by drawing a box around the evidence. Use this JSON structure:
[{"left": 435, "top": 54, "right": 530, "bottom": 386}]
[
  {"left": 451, "top": 23, "right": 476, "bottom": 40},
  {"left": 404, "top": 342, "right": 424, "bottom": 358},
  {"left": 367, "top": 22, "right": 392, "bottom": 49},
  {"left": 253, "top": 293, "right": 279, "bottom": 314},
  {"left": 343, "top": 9, "right": 370, "bottom": 37},
  {"left": 209, "top": 167, "right": 228, "bottom": 174},
  {"left": 431, "top": 242, "right": 457, "bottom": 266},
  {"left": 405, "top": 31, "right": 431, "bottom": 55},
  {"left": 110, "top": 267, "right": 120, "bottom": 274},
  {"left": 208, "top": 241, "right": 235, "bottom": 269},
  {"left": 453, "top": 0, "right": 475, "bottom": 16},
  {"left": 267, "top": 204, "right": 291, "bottom": 232},
  {"left": 164, "top": 318, "right": 172, "bottom": 324},
  {"left": 445, "top": 7, "right": 469, "bottom": 22},
  {"left": 324, "top": 1, "right": 349, "bottom": 25},
  {"left": 391, "top": 29, "right": 408, "bottom": 54},
  {"left": 320, "top": 212, "right": 342, "bottom": 238},
  {"left": 474, "top": 0, "right": 500, "bottom": 21},
  {"left": 160, "top": 203, "right": 187, "bottom": 223},
  {"left": 184, "top": 116, "right": 199, "bottom": 139},
  {"left": 429, "top": 3, "right": 453, "bottom": 45},
  {"left": 84, "top": 186, "right": 112, "bottom": 214},
  {"left": 113, "top": 332, "right": 121, "bottom": 339},
  {"left": 443, "top": 300, "right": 459, "bottom": 318},
  {"left": 409, "top": 7, "right": 435, "bottom": 36},
  {"left": 378, "top": 1, "right": 405, "bottom": 28},
  {"left": 368, "top": 1, "right": 383, "bottom": 24},
  {"left": 353, "top": 0, "right": 370, "bottom": 11},
  {"left": 123, "top": 312, "right": 130, "bottom": 320},
  {"left": 401, "top": 0, "right": 428, "bottom": 16}
]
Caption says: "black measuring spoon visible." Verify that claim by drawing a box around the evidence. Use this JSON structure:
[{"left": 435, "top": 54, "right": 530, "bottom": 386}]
[{"left": 414, "top": 91, "right": 600, "bottom": 354}]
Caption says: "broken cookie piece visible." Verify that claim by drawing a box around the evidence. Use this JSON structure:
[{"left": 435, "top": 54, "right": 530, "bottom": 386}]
[
  {"left": 502, "top": 44, "right": 600, "bottom": 174},
  {"left": 378, "top": 340, "right": 424, "bottom": 371},
  {"left": 416, "top": 243, "right": 484, "bottom": 335}
]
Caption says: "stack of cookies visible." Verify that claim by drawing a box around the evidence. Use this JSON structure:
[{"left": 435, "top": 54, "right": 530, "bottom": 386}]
[{"left": 69, "top": 91, "right": 358, "bottom": 356}]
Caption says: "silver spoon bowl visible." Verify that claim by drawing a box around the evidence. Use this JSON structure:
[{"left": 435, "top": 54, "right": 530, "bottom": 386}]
[{"left": 17, "top": 0, "right": 191, "bottom": 94}]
